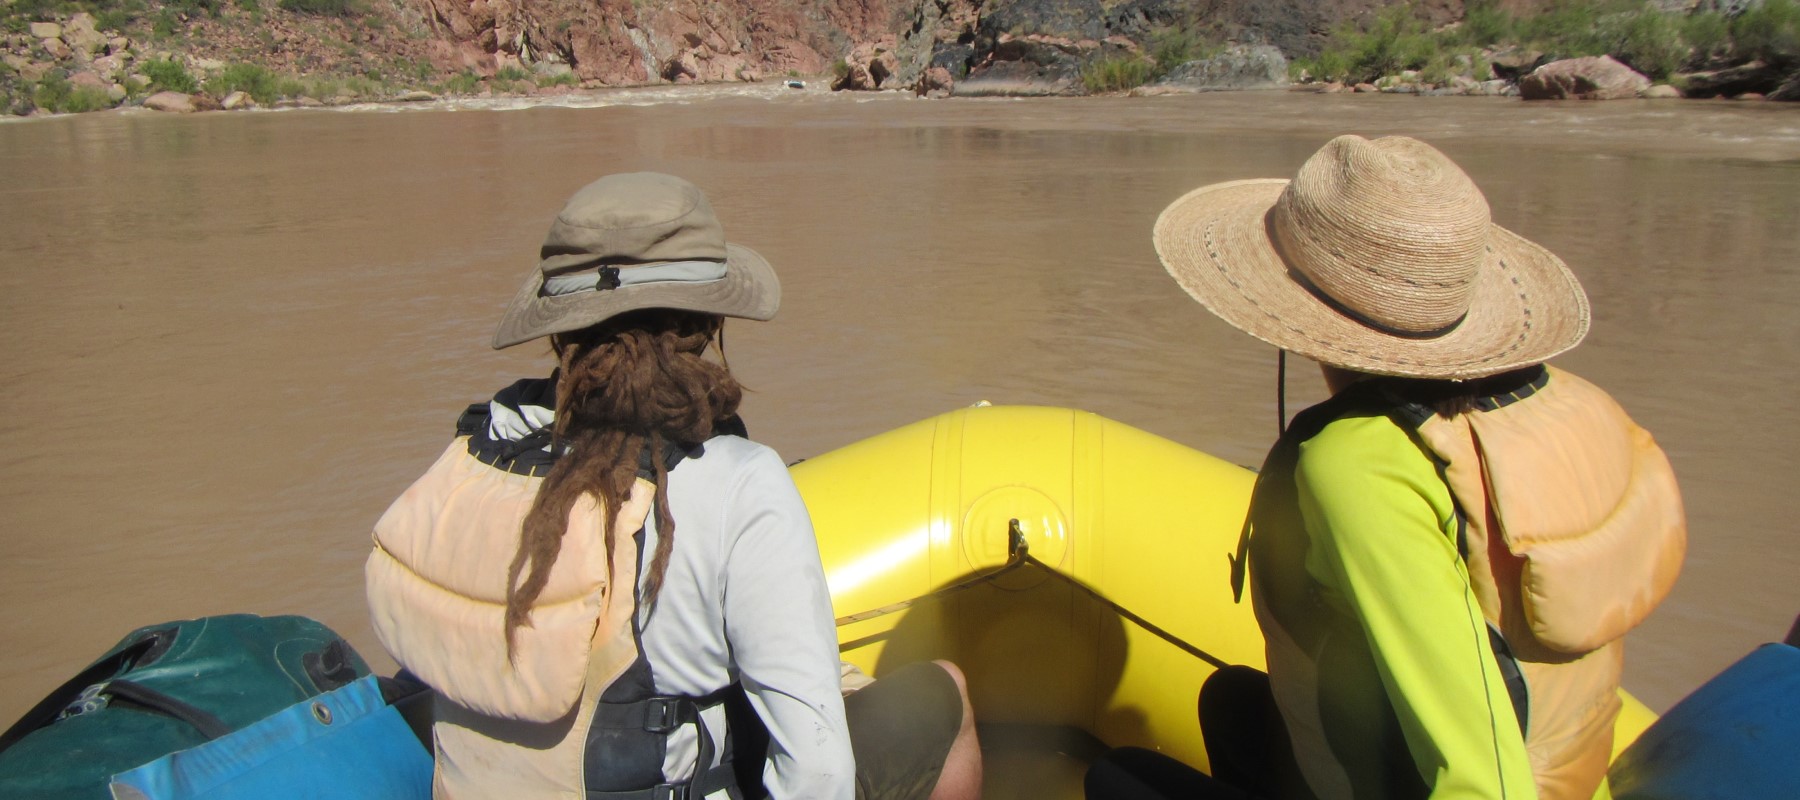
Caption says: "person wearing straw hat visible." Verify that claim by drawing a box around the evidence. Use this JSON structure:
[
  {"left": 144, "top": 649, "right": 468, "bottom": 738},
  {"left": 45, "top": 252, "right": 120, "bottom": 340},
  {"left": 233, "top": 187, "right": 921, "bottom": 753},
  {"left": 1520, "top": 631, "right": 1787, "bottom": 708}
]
[
  {"left": 366, "top": 173, "right": 981, "bottom": 800},
  {"left": 1089, "top": 137, "right": 1686, "bottom": 800}
]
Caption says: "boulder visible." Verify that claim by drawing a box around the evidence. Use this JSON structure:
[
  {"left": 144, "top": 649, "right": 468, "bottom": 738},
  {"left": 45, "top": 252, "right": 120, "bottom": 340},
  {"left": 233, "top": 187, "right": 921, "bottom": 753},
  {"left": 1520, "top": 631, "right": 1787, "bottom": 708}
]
[
  {"left": 62, "top": 13, "right": 105, "bottom": 57},
  {"left": 1771, "top": 72, "right": 1800, "bottom": 102},
  {"left": 69, "top": 71, "right": 107, "bottom": 89},
  {"left": 397, "top": 90, "right": 439, "bottom": 102},
  {"left": 106, "top": 83, "right": 126, "bottom": 102},
  {"left": 142, "top": 91, "right": 197, "bottom": 112},
  {"left": 1734, "top": 92, "right": 1765, "bottom": 101},
  {"left": 1640, "top": 84, "right": 1682, "bottom": 99},
  {"left": 956, "top": 34, "right": 1094, "bottom": 97},
  {"left": 833, "top": 40, "right": 900, "bottom": 91},
  {"left": 1487, "top": 48, "right": 1545, "bottom": 80},
  {"left": 40, "top": 37, "right": 72, "bottom": 60},
  {"left": 915, "top": 65, "right": 953, "bottom": 98},
  {"left": 1153, "top": 44, "right": 1287, "bottom": 92},
  {"left": 1678, "top": 61, "right": 1789, "bottom": 98},
  {"left": 1473, "top": 79, "right": 1513, "bottom": 96},
  {"left": 108, "top": 36, "right": 131, "bottom": 55},
  {"left": 1520, "top": 55, "right": 1650, "bottom": 100},
  {"left": 221, "top": 90, "right": 253, "bottom": 110},
  {"left": 28, "top": 22, "right": 62, "bottom": 41},
  {"left": 89, "top": 54, "right": 126, "bottom": 75},
  {"left": 661, "top": 52, "right": 698, "bottom": 83},
  {"left": 832, "top": 61, "right": 875, "bottom": 91}
]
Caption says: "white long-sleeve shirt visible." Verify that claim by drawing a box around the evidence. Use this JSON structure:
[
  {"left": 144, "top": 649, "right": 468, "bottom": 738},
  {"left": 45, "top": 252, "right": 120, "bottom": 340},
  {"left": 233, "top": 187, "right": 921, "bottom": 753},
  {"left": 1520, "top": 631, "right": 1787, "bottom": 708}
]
[{"left": 638, "top": 436, "right": 854, "bottom": 799}]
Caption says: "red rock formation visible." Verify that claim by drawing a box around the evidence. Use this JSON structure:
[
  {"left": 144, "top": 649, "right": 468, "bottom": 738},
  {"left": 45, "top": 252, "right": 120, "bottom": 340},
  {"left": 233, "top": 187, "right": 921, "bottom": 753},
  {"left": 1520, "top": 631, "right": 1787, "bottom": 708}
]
[{"left": 411, "top": 0, "right": 913, "bottom": 86}]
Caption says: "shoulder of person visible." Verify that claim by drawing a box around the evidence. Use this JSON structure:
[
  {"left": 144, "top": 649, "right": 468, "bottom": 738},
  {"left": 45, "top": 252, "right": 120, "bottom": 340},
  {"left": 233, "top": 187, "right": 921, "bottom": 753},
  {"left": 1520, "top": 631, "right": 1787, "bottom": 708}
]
[
  {"left": 1297, "top": 411, "right": 1420, "bottom": 475},
  {"left": 693, "top": 433, "right": 789, "bottom": 472}
]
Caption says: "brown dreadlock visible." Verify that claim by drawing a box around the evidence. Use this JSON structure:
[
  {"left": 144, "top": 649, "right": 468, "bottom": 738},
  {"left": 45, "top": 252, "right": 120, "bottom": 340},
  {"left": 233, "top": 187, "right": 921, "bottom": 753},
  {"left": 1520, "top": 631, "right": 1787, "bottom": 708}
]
[{"left": 503, "top": 309, "right": 743, "bottom": 653}]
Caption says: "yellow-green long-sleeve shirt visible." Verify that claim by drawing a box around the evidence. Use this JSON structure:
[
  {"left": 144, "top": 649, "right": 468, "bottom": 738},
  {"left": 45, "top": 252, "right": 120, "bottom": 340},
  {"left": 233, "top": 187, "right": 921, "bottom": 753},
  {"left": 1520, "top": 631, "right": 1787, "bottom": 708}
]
[{"left": 1249, "top": 392, "right": 1537, "bottom": 800}]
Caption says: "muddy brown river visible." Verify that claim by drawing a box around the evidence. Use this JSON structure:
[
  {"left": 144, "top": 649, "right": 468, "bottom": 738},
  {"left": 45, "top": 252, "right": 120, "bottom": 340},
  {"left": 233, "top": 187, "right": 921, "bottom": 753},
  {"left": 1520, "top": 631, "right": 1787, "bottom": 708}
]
[{"left": 2, "top": 88, "right": 1798, "bottom": 724}]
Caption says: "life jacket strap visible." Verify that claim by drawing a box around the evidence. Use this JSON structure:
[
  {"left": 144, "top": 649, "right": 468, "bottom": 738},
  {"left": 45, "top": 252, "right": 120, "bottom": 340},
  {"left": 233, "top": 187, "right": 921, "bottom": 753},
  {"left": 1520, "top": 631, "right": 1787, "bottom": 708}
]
[
  {"left": 590, "top": 685, "right": 743, "bottom": 800},
  {"left": 586, "top": 761, "right": 739, "bottom": 800}
]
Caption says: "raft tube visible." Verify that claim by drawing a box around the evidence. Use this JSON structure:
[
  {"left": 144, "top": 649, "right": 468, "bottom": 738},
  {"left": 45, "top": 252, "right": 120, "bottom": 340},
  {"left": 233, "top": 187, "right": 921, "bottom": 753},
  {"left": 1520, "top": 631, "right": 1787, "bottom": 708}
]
[{"left": 792, "top": 405, "right": 1656, "bottom": 789}]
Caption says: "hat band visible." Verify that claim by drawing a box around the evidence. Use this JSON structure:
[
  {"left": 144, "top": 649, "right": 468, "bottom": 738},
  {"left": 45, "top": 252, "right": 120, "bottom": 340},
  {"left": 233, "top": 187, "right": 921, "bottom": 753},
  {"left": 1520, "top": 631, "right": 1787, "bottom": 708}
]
[
  {"left": 1285, "top": 266, "right": 1468, "bottom": 341},
  {"left": 542, "top": 260, "right": 728, "bottom": 297}
]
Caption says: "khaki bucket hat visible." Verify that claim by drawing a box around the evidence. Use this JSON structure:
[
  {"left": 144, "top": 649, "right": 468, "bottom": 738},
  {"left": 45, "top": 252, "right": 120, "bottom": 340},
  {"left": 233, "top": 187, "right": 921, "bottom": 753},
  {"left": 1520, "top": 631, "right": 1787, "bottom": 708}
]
[
  {"left": 1153, "top": 135, "right": 1589, "bottom": 379},
  {"left": 492, "top": 172, "right": 780, "bottom": 349}
]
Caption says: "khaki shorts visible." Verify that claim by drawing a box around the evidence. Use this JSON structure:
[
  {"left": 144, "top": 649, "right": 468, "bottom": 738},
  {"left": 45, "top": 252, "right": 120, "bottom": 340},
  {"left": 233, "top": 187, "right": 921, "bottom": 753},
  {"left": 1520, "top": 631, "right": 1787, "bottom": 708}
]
[{"left": 845, "top": 661, "right": 963, "bottom": 800}]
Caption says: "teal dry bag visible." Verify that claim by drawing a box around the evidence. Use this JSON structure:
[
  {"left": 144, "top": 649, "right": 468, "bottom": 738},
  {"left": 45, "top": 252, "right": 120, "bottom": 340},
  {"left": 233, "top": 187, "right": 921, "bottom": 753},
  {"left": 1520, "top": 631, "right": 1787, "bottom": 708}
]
[{"left": 0, "top": 614, "right": 431, "bottom": 800}]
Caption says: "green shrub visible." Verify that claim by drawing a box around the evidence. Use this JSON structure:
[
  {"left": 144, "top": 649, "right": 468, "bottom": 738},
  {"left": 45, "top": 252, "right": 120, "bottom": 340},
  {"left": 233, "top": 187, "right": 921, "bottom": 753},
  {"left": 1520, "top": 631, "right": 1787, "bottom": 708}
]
[
  {"left": 1148, "top": 28, "right": 1197, "bottom": 70},
  {"left": 1731, "top": 0, "right": 1800, "bottom": 66},
  {"left": 439, "top": 70, "right": 480, "bottom": 95},
  {"left": 140, "top": 58, "right": 199, "bottom": 93},
  {"left": 1302, "top": 46, "right": 1357, "bottom": 83},
  {"left": 1080, "top": 54, "right": 1153, "bottom": 93},
  {"left": 1363, "top": 6, "right": 1441, "bottom": 77},
  {"left": 205, "top": 62, "right": 280, "bottom": 103},
  {"left": 62, "top": 85, "right": 114, "bottom": 112},
  {"left": 1516, "top": 0, "right": 1615, "bottom": 57},
  {"left": 1683, "top": 11, "right": 1730, "bottom": 62},
  {"left": 277, "top": 0, "right": 354, "bottom": 16},
  {"left": 396, "top": 58, "right": 435, "bottom": 83},
  {"left": 29, "top": 73, "right": 116, "bottom": 113},
  {"left": 1606, "top": 4, "right": 1688, "bottom": 80},
  {"left": 151, "top": 8, "right": 179, "bottom": 36},
  {"left": 94, "top": 3, "right": 142, "bottom": 32},
  {"left": 1418, "top": 52, "right": 1456, "bottom": 85},
  {"left": 536, "top": 71, "right": 578, "bottom": 88},
  {"left": 1300, "top": 5, "right": 1439, "bottom": 85},
  {"left": 1456, "top": 1, "right": 1514, "bottom": 47},
  {"left": 494, "top": 65, "right": 530, "bottom": 82}
]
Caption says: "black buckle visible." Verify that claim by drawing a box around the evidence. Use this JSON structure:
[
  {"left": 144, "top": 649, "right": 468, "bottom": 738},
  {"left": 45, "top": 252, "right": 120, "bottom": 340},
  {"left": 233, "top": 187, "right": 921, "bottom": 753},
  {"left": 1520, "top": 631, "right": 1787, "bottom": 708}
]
[
  {"left": 643, "top": 697, "right": 679, "bottom": 734},
  {"left": 597, "top": 265, "right": 622, "bottom": 290},
  {"left": 650, "top": 783, "right": 688, "bottom": 800}
]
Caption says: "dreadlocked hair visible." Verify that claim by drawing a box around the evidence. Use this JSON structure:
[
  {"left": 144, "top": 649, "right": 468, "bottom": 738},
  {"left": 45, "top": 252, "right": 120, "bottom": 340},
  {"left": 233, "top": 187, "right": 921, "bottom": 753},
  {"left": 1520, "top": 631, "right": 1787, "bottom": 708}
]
[{"left": 503, "top": 309, "right": 742, "bottom": 654}]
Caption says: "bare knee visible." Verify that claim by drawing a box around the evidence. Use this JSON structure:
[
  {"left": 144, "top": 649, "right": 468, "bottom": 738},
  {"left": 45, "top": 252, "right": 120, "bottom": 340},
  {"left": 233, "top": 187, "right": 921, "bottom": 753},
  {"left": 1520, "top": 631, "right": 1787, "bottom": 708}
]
[{"left": 929, "top": 660, "right": 982, "bottom": 800}]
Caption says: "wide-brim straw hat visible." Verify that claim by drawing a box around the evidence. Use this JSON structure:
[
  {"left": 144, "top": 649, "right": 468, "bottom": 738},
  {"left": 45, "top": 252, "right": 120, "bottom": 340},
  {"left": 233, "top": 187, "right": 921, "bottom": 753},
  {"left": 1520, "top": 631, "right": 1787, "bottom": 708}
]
[
  {"left": 493, "top": 172, "right": 780, "bottom": 349},
  {"left": 1153, "top": 135, "right": 1588, "bottom": 380}
]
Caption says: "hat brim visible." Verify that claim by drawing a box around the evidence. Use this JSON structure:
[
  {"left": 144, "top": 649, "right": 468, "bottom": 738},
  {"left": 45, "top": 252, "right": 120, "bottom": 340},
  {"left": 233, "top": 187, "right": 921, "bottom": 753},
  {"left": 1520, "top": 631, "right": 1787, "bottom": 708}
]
[
  {"left": 491, "top": 243, "right": 779, "bottom": 349},
  {"left": 1153, "top": 179, "right": 1589, "bottom": 380}
]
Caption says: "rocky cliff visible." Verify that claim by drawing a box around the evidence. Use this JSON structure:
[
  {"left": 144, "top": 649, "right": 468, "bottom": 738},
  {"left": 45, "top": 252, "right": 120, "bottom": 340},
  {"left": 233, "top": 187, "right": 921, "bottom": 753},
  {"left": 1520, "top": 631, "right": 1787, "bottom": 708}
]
[
  {"left": 8, "top": 0, "right": 1792, "bottom": 116},
  {"left": 415, "top": 0, "right": 919, "bottom": 84},
  {"left": 413, "top": 0, "right": 1459, "bottom": 90}
]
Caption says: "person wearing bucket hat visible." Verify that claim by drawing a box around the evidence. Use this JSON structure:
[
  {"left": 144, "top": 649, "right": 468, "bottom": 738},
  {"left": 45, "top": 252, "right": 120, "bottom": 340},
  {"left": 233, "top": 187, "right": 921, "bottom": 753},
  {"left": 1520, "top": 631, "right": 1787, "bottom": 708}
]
[
  {"left": 366, "top": 173, "right": 981, "bottom": 800},
  {"left": 1087, "top": 137, "right": 1685, "bottom": 800}
]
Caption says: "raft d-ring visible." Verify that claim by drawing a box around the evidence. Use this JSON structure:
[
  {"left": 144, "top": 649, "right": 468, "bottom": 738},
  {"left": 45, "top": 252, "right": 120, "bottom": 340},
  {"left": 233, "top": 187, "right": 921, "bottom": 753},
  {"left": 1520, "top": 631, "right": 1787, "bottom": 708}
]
[{"left": 312, "top": 701, "right": 333, "bottom": 725}]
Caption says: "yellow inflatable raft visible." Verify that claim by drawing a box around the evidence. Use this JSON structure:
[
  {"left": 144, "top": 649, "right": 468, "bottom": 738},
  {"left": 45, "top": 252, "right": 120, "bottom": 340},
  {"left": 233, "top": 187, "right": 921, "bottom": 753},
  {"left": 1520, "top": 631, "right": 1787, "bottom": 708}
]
[{"left": 791, "top": 405, "right": 1656, "bottom": 798}]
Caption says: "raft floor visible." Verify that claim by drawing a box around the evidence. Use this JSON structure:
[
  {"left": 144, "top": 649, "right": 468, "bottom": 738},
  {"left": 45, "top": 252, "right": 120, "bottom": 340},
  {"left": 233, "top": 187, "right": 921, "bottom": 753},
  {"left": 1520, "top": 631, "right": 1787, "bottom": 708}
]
[{"left": 976, "top": 724, "right": 1105, "bottom": 800}]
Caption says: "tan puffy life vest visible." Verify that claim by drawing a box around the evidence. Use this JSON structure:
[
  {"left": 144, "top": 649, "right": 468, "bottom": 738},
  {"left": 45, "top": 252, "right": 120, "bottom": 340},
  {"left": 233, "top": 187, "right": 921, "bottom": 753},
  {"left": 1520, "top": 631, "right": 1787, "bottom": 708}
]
[
  {"left": 1412, "top": 367, "right": 1685, "bottom": 800},
  {"left": 365, "top": 438, "right": 654, "bottom": 798}
]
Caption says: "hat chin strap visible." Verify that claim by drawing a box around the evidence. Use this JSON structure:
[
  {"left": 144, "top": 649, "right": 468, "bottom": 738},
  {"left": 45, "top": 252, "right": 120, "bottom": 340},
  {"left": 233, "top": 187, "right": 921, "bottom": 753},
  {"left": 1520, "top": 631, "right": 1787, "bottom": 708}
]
[{"left": 1277, "top": 350, "right": 1288, "bottom": 437}]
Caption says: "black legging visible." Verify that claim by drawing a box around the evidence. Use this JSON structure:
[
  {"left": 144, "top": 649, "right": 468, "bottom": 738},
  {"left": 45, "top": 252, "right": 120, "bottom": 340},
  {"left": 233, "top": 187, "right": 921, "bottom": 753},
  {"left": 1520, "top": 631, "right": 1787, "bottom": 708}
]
[{"left": 1085, "top": 666, "right": 1311, "bottom": 800}]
